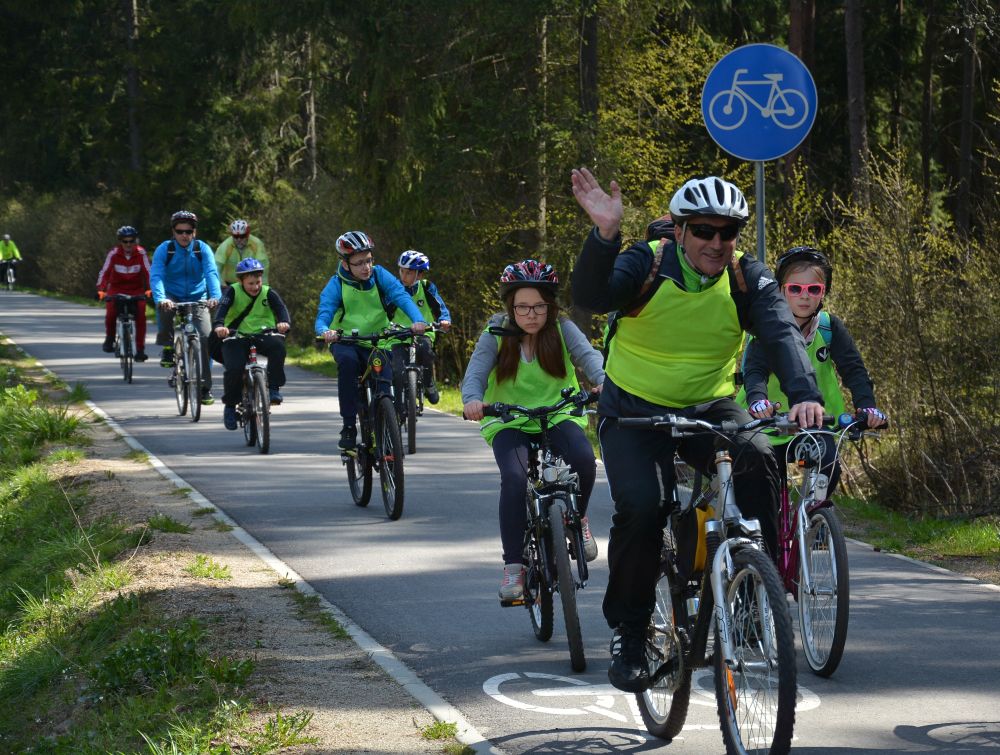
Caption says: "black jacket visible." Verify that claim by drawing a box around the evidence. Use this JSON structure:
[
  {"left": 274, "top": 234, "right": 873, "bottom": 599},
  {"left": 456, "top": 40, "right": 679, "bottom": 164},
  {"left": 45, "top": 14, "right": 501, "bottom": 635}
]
[{"left": 571, "top": 227, "right": 821, "bottom": 416}]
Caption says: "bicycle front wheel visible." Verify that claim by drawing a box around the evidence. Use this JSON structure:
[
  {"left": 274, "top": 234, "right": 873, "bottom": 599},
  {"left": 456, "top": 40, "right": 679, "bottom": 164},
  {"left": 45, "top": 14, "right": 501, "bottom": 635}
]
[
  {"left": 186, "top": 337, "right": 202, "bottom": 422},
  {"left": 243, "top": 384, "right": 257, "bottom": 447},
  {"left": 637, "top": 561, "right": 691, "bottom": 740},
  {"left": 524, "top": 511, "right": 553, "bottom": 642},
  {"left": 375, "top": 396, "right": 404, "bottom": 520},
  {"left": 548, "top": 501, "right": 585, "bottom": 672},
  {"left": 405, "top": 369, "right": 418, "bottom": 455},
  {"left": 798, "top": 507, "right": 849, "bottom": 677},
  {"left": 122, "top": 322, "right": 134, "bottom": 383},
  {"left": 714, "top": 547, "right": 796, "bottom": 755},
  {"left": 173, "top": 336, "right": 188, "bottom": 416},
  {"left": 252, "top": 371, "right": 270, "bottom": 454}
]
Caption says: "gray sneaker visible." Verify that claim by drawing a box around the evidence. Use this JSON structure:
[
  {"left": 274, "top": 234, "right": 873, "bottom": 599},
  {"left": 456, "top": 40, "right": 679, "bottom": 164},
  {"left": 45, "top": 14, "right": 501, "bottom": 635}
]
[
  {"left": 498, "top": 564, "right": 525, "bottom": 601},
  {"left": 581, "top": 516, "right": 598, "bottom": 562}
]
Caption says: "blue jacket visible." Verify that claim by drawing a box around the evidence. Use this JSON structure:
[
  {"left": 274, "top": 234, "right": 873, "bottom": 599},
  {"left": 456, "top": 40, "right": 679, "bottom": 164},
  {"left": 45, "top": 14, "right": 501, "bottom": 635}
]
[
  {"left": 150, "top": 238, "right": 222, "bottom": 303},
  {"left": 403, "top": 280, "right": 452, "bottom": 322},
  {"left": 314, "top": 264, "right": 425, "bottom": 335}
]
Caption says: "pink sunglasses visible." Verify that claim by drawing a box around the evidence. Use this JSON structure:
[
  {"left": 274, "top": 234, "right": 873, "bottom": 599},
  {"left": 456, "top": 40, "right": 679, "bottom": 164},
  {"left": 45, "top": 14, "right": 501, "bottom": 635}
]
[{"left": 784, "top": 282, "right": 826, "bottom": 297}]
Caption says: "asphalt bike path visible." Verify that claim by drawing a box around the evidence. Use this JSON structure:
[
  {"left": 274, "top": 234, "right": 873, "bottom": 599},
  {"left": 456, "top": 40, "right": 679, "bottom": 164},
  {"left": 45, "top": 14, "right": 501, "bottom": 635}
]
[{"left": 2, "top": 292, "right": 998, "bottom": 753}]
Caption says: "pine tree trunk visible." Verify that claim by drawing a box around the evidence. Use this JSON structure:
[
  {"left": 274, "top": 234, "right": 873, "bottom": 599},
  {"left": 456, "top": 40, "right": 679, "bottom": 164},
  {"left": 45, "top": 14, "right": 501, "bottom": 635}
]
[{"left": 845, "top": 0, "right": 870, "bottom": 206}]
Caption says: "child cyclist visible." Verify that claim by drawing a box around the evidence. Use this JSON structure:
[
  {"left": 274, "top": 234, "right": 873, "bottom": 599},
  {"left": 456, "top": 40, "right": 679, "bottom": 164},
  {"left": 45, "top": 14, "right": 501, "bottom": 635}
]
[
  {"left": 390, "top": 250, "right": 452, "bottom": 405},
  {"left": 462, "top": 260, "right": 604, "bottom": 601},
  {"left": 96, "top": 225, "right": 151, "bottom": 361},
  {"left": 315, "top": 231, "right": 427, "bottom": 451},
  {"left": 739, "top": 245, "right": 887, "bottom": 494},
  {"left": 212, "top": 258, "right": 291, "bottom": 431}
]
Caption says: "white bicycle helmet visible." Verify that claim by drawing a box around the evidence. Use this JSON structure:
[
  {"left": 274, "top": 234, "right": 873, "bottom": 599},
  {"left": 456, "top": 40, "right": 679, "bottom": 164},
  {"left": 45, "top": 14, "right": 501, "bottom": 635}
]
[
  {"left": 336, "top": 231, "right": 374, "bottom": 258},
  {"left": 397, "top": 250, "right": 430, "bottom": 271},
  {"left": 230, "top": 219, "right": 249, "bottom": 236},
  {"left": 668, "top": 177, "right": 749, "bottom": 224}
]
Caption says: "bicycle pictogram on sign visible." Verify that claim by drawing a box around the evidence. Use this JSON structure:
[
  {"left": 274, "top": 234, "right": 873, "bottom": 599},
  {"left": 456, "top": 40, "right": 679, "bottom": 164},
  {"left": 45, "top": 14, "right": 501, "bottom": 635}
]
[{"left": 707, "top": 69, "right": 809, "bottom": 131}]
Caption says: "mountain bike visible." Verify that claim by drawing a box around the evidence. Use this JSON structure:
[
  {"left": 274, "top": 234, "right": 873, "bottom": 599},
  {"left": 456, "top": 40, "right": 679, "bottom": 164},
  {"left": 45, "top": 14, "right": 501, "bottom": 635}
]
[
  {"left": 678, "top": 411, "right": 882, "bottom": 679},
  {"left": 394, "top": 323, "right": 442, "bottom": 455},
  {"left": 168, "top": 301, "right": 208, "bottom": 422},
  {"left": 321, "top": 326, "right": 414, "bottom": 520},
  {"left": 110, "top": 293, "right": 146, "bottom": 384},
  {"left": 483, "top": 389, "right": 599, "bottom": 673},
  {"left": 619, "top": 413, "right": 797, "bottom": 755},
  {"left": 225, "top": 330, "right": 284, "bottom": 454}
]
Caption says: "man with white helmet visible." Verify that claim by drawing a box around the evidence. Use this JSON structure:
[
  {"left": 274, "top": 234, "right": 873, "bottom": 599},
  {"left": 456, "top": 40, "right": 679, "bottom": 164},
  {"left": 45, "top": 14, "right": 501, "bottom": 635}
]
[
  {"left": 570, "top": 168, "right": 824, "bottom": 693},
  {"left": 0, "top": 233, "right": 22, "bottom": 286},
  {"left": 214, "top": 219, "right": 269, "bottom": 287}
]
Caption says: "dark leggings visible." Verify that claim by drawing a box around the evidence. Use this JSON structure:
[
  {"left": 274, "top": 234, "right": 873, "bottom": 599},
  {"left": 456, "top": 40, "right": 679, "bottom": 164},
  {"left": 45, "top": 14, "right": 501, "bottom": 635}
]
[{"left": 492, "top": 422, "right": 597, "bottom": 564}]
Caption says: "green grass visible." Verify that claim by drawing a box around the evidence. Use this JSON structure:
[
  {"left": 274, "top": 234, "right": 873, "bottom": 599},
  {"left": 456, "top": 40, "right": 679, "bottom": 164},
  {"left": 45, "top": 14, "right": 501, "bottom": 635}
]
[
  {"left": 46, "top": 447, "right": 85, "bottom": 464},
  {"left": 287, "top": 590, "right": 349, "bottom": 639},
  {"left": 148, "top": 513, "right": 193, "bottom": 534},
  {"left": 183, "top": 554, "right": 232, "bottom": 580},
  {"left": 191, "top": 506, "right": 216, "bottom": 517},
  {"left": 170, "top": 486, "right": 193, "bottom": 496},
  {"left": 836, "top": 495, "right": 1000, "bottom": 561},
  {"left": 125, "top": 448, "right": 150, "bottom": 464},
  {"left": 209, "top": 519, "right": 234, "bottom": 532},
  {"left": 421, "top": 720, "right": 459, "bottom": 740},
  {"left": 285, "top": 342, "right": 339, "bottom": 378},
  {"left": 67, "top": 381, "right": 90, "bottom": 402}
]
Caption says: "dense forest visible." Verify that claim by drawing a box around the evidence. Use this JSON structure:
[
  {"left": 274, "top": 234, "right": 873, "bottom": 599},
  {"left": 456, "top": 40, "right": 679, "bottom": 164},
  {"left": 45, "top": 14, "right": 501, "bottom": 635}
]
[{"left": 0, "top": 0, "right": 996, "bottom": 515}]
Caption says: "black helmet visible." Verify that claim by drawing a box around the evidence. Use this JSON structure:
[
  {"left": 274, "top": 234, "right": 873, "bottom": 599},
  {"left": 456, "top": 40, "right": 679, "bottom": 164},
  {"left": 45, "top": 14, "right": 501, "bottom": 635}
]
[
  {"left": 170, "top": 210, "right": 198, "bottom": 228},
  {"left": 774, "top": 246, "right": 833, "bottom": 291}
]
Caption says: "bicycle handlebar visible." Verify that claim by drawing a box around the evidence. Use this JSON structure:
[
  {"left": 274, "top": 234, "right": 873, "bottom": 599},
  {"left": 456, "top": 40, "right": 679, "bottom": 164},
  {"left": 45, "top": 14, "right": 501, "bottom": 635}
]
[
  {"left": 618, "top": 410, "right": 885, "bottom": 436},
  {"left": 314, "top": 323, "right": 440, "bottom": 346},
  {"left": 223, "top": 328, "right": 286, "bottom": 343},
  {"left": 476, "top": 388, "right": 599, "bottom": 422}
]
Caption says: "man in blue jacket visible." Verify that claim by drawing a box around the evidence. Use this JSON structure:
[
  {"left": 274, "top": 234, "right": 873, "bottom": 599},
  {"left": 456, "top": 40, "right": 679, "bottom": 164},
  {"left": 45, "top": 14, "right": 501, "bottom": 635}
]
[{"left": 150, "top": 210, "right": 222, "bottom": 405}]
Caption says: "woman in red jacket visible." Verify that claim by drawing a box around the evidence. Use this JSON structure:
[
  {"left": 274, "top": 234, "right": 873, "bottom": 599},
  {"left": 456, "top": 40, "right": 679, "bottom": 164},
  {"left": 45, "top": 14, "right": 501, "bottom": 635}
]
[{"left": 96, "top": 226, "right": 152, "bottom": 361}]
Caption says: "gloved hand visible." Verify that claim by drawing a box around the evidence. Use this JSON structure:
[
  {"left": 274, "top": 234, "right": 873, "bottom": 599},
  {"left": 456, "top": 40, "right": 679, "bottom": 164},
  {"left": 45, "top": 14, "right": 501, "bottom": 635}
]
[
  {"left": 96, "top": 291, "right": 106, "bottom": 301},
  {"left": 859, "top": 407, "right": 887, "bottom": 428},
  {"left": 748, "top": 399, "right": 775, "bottom": 418}
]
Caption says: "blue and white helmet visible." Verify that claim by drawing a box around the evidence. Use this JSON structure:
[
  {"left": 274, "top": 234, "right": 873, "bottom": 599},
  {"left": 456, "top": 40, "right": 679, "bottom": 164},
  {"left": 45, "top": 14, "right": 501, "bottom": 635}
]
[
  {"left": 116, "top": 225, "right": 139, "bottom": 239},
  {"left": 235, "top": 257, "right": 265, "bottom": 276},
  {"left": 397, "top": 250, "right": 430, "bottom": 271}
]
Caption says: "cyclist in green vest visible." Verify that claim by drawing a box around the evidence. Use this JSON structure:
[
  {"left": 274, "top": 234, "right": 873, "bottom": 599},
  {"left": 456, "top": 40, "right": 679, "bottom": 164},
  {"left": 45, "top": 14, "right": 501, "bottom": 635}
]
[
  {"left": 462, "top": 260, "right": 604, "bottom": 602},
  {"left": 213, "top": 258, "right": 291, "bottom": 431},
  {"left": 0, "top": 233, "right": 22, "bottom": 285},
  {"left": 315, "top": 231, "right": 427, "bottom": 451},
  {"left": 570, "top": 167, "right": 825, "bottom": 693},
  {"left": 390, "top": 250, "right": 452, "bottom": 405},
  {"left": 214, "top": 219, "right": 270, "bottom": 287},
  {"left": 738, "top": 246, "right": 887, "bottom": 494}
]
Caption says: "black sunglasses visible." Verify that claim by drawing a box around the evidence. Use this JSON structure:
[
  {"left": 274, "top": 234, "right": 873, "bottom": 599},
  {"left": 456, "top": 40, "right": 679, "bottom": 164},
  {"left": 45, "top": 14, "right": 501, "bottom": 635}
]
[
  {"left": 174, "top": 228, "right": 195, "bottom": 235},
  {"left": 687, "top": 223, "right": 741, "bottom": 242},
  {"left": 120, "top": 238, "right": 137, "bottom": 244}
]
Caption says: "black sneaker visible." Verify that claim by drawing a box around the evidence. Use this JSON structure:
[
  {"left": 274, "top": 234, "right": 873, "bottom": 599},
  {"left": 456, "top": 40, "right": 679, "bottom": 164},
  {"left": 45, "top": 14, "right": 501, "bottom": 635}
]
[
  {"left": 102, "top": 337, "right": 115, "bottom": 353},
  {"left": 200, "top": 390, "right": 215, "bottom": 406},
  {"left": 425, "top": 381, "right": 440, "bottom": 405},
  {"left": 135, "top": 351, "right": 148, "bottom": 362},
  {"left": 338, "top": 426, "right": 357, "bottom": 450},
  {"left": 160, "top": 348, "right": 174, "bottom": 368},
  {"left": 608, "top": 624, "right": 649, "bottom": 692}
]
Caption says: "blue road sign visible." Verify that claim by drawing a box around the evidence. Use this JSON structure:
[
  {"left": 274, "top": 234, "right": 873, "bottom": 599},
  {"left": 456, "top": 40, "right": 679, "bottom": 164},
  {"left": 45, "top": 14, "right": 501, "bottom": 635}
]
[{"left": 702, "top": 44, "right": 817, "bottom": 161}]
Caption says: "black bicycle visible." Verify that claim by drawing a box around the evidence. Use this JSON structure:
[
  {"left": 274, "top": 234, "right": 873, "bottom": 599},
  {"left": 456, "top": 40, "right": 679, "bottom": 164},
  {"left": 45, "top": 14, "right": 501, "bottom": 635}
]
[
  {"left": 483, "top": 388, "right": 598, "bottom": 672},
  {"left": 225, "top": 330, "right": 283, "bottom": 454},
  {"left": 168, "top": 301, "right": 209, "bottom": 422},
  {"left": 321, "top": 326, "right": 414, "bottom": 520},
  {"left": 2, "top": 259, "right": 18, "bottom": 291},
  {"left": 394, "top": 323, "right": 442, "bottom": 455},
  {"left": 110, "top": 293, "right": 146, "bottom": 384},
  {"left": 619, "top": 413, "right": 797, "bottom": 755}
]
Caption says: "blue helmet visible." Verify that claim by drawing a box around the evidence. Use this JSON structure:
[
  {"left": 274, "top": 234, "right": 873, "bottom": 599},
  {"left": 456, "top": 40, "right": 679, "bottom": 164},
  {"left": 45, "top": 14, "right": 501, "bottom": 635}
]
[
  {"left": 116, "top": 225, "right": 138, "bottom": 239},
  {"left": 235, "top": 257, "right": 265, "bottom": 276},
  {"left": 397, "top": 250, "right": 430, "bottom": 271}
]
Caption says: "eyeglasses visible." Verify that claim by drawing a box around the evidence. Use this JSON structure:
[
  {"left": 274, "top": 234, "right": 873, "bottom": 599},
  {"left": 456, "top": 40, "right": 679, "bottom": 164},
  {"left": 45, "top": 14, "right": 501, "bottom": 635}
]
[
  {"left": 687, "top": 223, "right": 741, "bottom": 242},
  {"left": 513, "top": 303, "right": 549, "bottom": 316},
  {"left": 783, "top": 282, "right": 826, "bottom": 297},
  {"left": 232, "top": 233, "right": 249, "bottom": 239},
  {"left": 348, "top": 257, "right": 374, "bottom": 269},
  {"left": 120, "top": 238, "right": 136, "bottom": 244},
  {"left": 174, "top": 228, "right": 195, "bottom": 236}
]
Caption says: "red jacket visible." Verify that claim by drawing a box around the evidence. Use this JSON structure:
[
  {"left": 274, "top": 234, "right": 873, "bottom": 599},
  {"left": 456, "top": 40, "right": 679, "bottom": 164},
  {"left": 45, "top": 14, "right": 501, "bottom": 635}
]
[{"left": 96, "top": 246, "right": 151, "bottom": 295}]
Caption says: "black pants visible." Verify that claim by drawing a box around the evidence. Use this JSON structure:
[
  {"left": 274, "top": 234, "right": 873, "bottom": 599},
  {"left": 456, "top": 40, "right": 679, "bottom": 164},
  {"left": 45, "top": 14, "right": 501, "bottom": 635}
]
[
  {"left": 221, "top": 334, "right": 286, "bottom": 407},
  {"left": 599, "top": 398, "right": 780, "bottom": 630},
  {"left": 492, "top": 423, "right": 597, "bottom": 564}
]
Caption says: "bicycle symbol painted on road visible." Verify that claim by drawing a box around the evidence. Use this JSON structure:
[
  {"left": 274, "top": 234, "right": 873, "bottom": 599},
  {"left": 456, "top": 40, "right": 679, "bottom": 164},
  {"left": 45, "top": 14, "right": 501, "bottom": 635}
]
[
  {"left": 707, "top": 68, "right": 810, "bottom": 131},
  {"left": 483, "top": 670, "right": 821, "bottom": 729}
]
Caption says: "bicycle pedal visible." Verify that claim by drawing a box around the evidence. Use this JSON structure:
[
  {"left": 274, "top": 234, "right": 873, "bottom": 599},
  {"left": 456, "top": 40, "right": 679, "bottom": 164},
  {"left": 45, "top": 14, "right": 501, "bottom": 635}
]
[
  {"left": 167, "top": 377, "right": 176, "bottom": 388},
  {"left": 500, "top": 598, "right": 526, "bottom": 608}
]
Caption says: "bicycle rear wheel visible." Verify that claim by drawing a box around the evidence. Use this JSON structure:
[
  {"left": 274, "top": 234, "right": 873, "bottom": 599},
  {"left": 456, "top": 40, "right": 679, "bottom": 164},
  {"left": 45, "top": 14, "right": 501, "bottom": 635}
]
[
  {"left": 637, "top": 553, "right": 691, "bottom": 739},
  {"left": 714, "top": 547, "right": 796, "bottom": 755},
  {"left": 524, "top": 514, "right": 553, "bottom": 642},
  {"left": 548, "top": 501, "right": 585, "bottom": 672},
  {"left": 405, "top": 370, "right": 418, "bottom": 455},
  {"left": 186, "top": 337, "right": 202, "bottom": 422},
  {"left": 252, "top": 371, "right": 270, "bottom": 454},
  {"left": 173, "top": 336, "right": 188, "bottom": 416},
  {"left": 798, "top": 506, "right": 849, "bottom": 677},
  {"left": 375, "top": 396, "right": 404, "bottom": 520}
]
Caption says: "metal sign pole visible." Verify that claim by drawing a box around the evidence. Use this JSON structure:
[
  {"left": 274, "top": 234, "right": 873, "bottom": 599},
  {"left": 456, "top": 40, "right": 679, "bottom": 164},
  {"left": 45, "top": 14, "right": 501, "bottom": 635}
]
[{"left": 755, "top": 160, "right": 765, "bottom": 264}]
